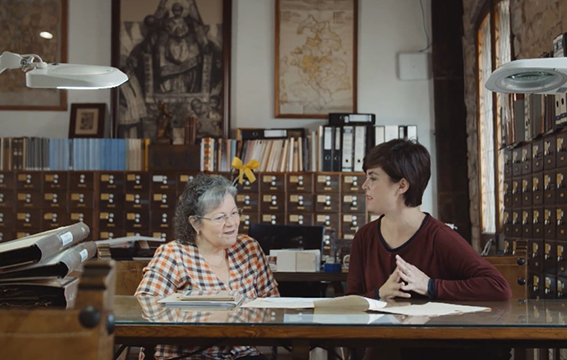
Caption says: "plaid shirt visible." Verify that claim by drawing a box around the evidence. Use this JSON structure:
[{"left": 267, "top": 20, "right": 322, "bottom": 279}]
[{"left": 135, "top": 234, "right": 279, "bottom": 360}]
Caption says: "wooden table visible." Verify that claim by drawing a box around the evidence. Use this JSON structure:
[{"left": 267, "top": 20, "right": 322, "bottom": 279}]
[{"left": 113, "top": 296, "right": 567, "bottom": 359}]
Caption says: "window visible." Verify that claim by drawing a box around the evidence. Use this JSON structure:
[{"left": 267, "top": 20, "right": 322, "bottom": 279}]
[{"left": 476, "top": 0, "right": 511, "bottom": 239}]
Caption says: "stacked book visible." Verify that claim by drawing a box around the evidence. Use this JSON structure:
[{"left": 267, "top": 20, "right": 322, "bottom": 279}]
[{"left": 0, "top": 223, "right": 97, "bottom": 308}]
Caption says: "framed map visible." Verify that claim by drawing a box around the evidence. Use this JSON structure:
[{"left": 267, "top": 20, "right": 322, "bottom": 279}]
[
  {"left": 0, "top": 0, "right": 67, "bottom": 110},
  {"left": 275, "top": 0, "right": 358, "bottom": 118},
  {"left": 111, "top": 0, "right": 231, "bottom": 141}
]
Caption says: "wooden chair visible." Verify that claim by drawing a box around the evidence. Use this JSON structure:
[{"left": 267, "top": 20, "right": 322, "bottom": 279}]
[
  {"left": 0, "top": 260, "right": 116, "bottom": 360},
  {"left": 483, "top": 247, "right": 528, "bottom": 299}
]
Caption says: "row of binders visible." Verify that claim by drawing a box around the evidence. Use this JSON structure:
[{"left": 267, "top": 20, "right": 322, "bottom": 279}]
[
  {"left": 0, "top": 223, "right": 97, "bottom": 308},
  {"left": 200, "top": 124, "right": 417, "bottom": 173}
]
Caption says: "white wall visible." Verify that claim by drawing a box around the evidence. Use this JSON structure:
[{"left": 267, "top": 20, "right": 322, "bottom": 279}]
[{"left": 0, "top": 0, "right": 436, "bottom": 215}]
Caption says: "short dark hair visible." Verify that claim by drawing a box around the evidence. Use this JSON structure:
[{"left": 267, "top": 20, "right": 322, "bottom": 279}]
[
  {"left": 174, "top": 174, "right": 237, "bottom": 244},
  {"left": 362, "top": 139, "right": 431, "bottom": 207}
]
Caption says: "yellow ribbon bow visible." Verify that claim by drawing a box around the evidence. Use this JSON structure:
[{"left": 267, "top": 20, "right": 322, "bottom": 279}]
[{"left": 232, "top": 157, "right": 260, "bottom": 184}]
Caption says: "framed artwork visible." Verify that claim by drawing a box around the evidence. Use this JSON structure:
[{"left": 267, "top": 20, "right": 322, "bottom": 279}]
[
  {"left": 69, "top": 103, "right": 106, "bottom": 138},
  {"left": 0, "top": 0, "right": 68, "bottom": 110},
  {"left": 275, "top": 0, "right": 358, "bottom": 118},
  {"left": 111, "top": 0, "right": 232, "bottom": 141}
]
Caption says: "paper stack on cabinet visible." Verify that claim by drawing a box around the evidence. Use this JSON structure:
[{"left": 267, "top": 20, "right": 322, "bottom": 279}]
[{"left": 269, "top": 249, "right": 321, "bottom": 272}]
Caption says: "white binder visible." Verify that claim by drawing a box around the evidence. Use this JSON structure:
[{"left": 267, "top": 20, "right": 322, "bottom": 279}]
[{"left": 341, "top": 126, "right": 354, "bottom": 171}]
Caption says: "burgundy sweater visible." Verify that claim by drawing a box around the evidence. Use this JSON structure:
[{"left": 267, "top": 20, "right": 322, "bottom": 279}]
[{"left": 346, "top": 214, "right": 511, "bottom": 301}]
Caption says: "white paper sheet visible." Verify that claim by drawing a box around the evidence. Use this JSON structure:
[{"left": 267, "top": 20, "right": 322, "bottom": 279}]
[
  {"left": 241, "top": 297, "right": 328, "bottom": 309},
  {"left": 378, "top": 302, "right": 490, "bottom": 316}
]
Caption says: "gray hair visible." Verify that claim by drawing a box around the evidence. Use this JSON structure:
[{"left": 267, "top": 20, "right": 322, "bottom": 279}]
[{"left": 174, "top": 174, "right": 237, "bottom": 244}]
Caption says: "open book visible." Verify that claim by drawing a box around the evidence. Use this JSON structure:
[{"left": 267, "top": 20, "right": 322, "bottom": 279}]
[{"left": 158, "top": 290, "right": 245, "bottom": 308}]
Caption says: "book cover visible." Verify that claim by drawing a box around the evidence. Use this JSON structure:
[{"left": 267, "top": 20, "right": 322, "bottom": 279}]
[
  {"left": 158, "top": 290, "right": 245, "bottom": 308},
  {"left": 0, "top": 222, "right": 90, "bottom": 270}
]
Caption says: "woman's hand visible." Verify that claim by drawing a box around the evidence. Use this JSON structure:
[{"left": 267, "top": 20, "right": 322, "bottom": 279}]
[
  {"left": 378, "top": 267, "right": 411, "bottom": 300},
  {"left": 396, "top": 255, "right": 430, "bottom": 296}
]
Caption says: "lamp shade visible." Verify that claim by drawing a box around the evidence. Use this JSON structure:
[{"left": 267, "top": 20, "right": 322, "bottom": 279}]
[
  {"left": 25, "top": 63, "right": 128, "bottom": 89},
  {"left": 485, "top": 57, "right": 567, "bottom": 94}
]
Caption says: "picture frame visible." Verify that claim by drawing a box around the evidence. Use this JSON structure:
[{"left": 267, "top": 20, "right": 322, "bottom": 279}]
[
  {"left": 0, "top": 0, "right": 68, "bottom": 110},
  {"left": 111, "top": 0, "right": 232, "bottom": 141},
  {"left": 69, "top": 103, "right": 106, "bottom": 138},
  {"left": 275, "top": 0, "right": 358, "bottom": 118}
]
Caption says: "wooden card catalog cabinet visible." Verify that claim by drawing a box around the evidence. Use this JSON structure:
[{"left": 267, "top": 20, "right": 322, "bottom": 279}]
[
  {"left": 43, "top": 172, "right": 68, "bottom": 190},
  {"left": 528, "top": 239, "right": 543, "bottom": 273},
  {"left": 529, "top": 272, "right": 543, "bottom": 298},
  {"left": 239, "top": 212, "right": 258, "bottom": 234},
  {"left": 521, "top": 176, "right": 532, "bottom": 206},
  {"left": 287, "top": 174, "right": 313, "bottom": 192},
  {"left": 557, "top": 168, "right": 567, "bottom": 203},
  {"left": 288, "top": 214, "right": 313, "bottom": 226},
  {"left": 314, "top": 213, "right": 339, "bottom": 230},
  {"left": 512, "top": 209, "right": 522, "bottom": 238},
  {"left": 315, "top": 193, "right": 340, "bottom": 212},
  {"left": 0, "top": 190, "right": 14, "bottom": 208},
  {"left": 125, "top": 172, "right": 150, "bottom": 192},
  {"left": 260, "top": 213, "right": 285, "bottom": 225},
  {"left": 43, "top": 191, "right": 68, "bottom": 209},
  {"left": 543, "top": 171, "right": 556, "bottom": 205},
  {"left": 512, "top": 178, "right": 521, "bottom": 207},
  {"left": 315, "top": 174, "right": 340, "bottom": 193},
  {"left": 260, "top": 174, "right": 285, "bottom": 193},
  {"left": 544, "top": 239, "right": 557, "bottom": 274},
  {"left": 150, "top": 210, "right": 175, "bottom": 232},
  {"left": 69, "top": 190, "right": 94, "bottom": 209},
  {"left": 533, "top": 207, "right": 543, "bottom": 238},
  {"left": 261, "top": 193, "right": 285, "bottom": 213},
  {"left": 177, "top": 173, "right": 197, "bottom": 194},
  {"left": 99, "top": 211, "right": 125, "bottom": 230},
  {"left": 99, "top": 172, "right": 124, "bottom": 191},
  {"left": 557, "top": 206, "right": 567, "bottom": 239},
  {"left": 522, "top": 209, "right": 532, "bottom": 238},
  {"left": 125, "top": 211, "right": 150, "bottom": 232},
  {"left": 543, "top": 207, "right": 556, "bottom": 239},
  {"left": 521, "top": 143, "right": 532, "bottom": 174},
  {"left": 557, "top": 241, "right": 567, "bottom": 276},
  {"left": 341, "top": 194, "right": 365, "bottom": 213},
  {"left": 43, "top": 211, "right": 67, "bottom": 229},
  {"left": 99, "top": 192, "right": 124, "bottom": 211},
  {"left": 287, "top": 193, "right": 313, "bottom": 213},
  {"left": 16, "top": 191, "right": 41, "bottom": 209},
  {"left": 16, "top": 172, "right": 42, "bottom": 190},
  {"left": 236, "top": 193, "right": 259, "bottom": 212},
  {"left": 557, "top": 131, "right": 567, "bottom": 168},
  {"left": 151, "top": 173, "right": 177, "bottom": 191},
  {"left": 0, "top": 172, "right": 15, "bottom": 189},
  {"left": 544, "top": 132, "right": 557, "bottom": 170},
  {"left": 151, "top": 190, "right": 177, "bottom": 210},
  {"left": 69, "top": 172, "right": 94, "bottom": 190},
  {"left": 16, "top": 209, "right": 40, "bottom": 230},
  {"left": 504, "top": 148, "right": 512, "bottom": 178},
  {"left": 342, "top": 213, "right": 366, "bottom": 239},
  {"left": 558, "top": 277, "right": 566, "bottom": 298},
  {"left": 532, "top": 139, "right": 544, "bottom": 173},
  {"left": 125, "top": 192, "right": 150, "bottom": 209},
  {"left": 341, "top": 174, "right": 364, "bottom": 194},
  {"left": 512, "top": 147, "right": 522, "bottom": 177},
  {"left": 533, "top": 173, "right": 543, "bottom": 205}
]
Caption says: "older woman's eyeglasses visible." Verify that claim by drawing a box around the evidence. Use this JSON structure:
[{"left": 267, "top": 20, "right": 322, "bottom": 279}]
[{"left": 199, "top": 208, "right": 243, "bottom": 225}]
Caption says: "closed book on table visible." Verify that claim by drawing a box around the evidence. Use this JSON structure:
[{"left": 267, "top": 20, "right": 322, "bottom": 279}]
[
  {"left": 0, "top": 241, "right": 97, "bottom": 281},
  {"left": 0, "top": 276, "right": 79, "bottom": 308},
  {"left": 0, "top": 222, "right": 90, "bottom": 270},
  {"left": 158, "top": 290, "right": 245, "bottom": 308}
]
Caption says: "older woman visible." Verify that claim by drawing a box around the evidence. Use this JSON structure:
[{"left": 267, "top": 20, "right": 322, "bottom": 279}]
[{"left": 136, "top": 174, "right": 278, "bottom": 360}]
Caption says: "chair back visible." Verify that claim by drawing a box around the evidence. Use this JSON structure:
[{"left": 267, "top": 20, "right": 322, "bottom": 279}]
[{"left": 484, "top": 248, "right": 528, "bottom": 299}]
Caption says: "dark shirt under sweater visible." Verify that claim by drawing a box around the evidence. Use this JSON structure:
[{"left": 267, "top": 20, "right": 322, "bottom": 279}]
[{"left": 346, "top": 214, "right": 511, "bottom": 301}]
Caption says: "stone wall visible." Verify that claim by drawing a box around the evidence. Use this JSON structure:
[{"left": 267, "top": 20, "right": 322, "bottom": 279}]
[{"left": 461, "top": 0, "right": 567, "bottom": 250}]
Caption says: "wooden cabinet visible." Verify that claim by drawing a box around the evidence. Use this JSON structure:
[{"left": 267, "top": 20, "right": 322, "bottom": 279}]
[{"left": 0, "top": 170, "right": 369, "bottom": 243}]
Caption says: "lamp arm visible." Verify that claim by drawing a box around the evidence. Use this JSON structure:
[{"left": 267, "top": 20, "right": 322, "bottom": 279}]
[{"left": 0, "top": 51, "right": 46, "bottom": 74}]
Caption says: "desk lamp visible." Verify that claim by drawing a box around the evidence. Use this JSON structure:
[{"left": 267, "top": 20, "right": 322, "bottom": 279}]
[
  {"left": 0, "top": 51, "right": 128, "bottom": 89},
  {"left": 485, "top": 57, "right": 567, "bottom": 94}
]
